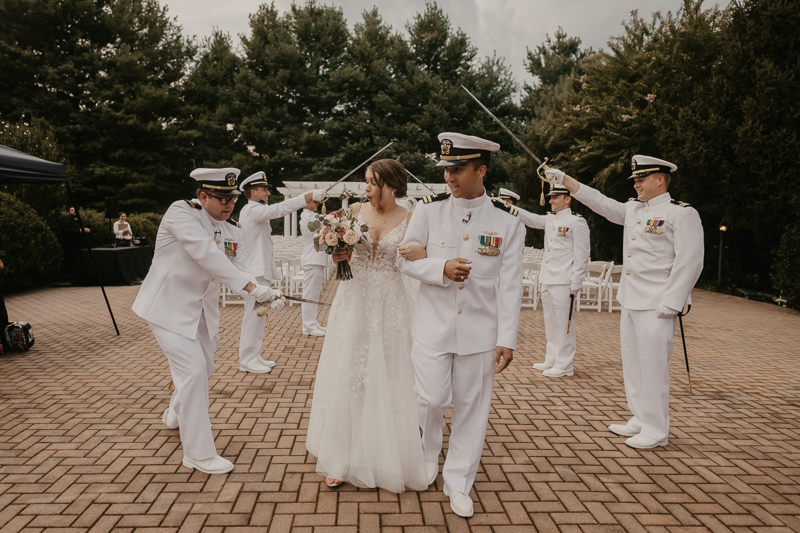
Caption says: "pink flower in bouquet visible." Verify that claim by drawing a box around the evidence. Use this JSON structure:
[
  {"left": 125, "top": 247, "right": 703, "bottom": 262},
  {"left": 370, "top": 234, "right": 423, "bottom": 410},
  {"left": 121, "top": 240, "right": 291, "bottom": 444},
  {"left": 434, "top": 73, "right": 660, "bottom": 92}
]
[
  {"left": 325, "top": 232, "right": 339, "bottom": 246},
  {"left": 343, "top": 229, "right": 359, "bottom": 245}
]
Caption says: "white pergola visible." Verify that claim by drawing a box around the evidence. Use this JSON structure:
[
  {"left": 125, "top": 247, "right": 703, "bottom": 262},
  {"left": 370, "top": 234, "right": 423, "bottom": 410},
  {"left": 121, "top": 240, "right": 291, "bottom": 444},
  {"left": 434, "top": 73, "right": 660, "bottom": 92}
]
[{"left": 276, "top": 181, "right": 449, "bottom": 236}]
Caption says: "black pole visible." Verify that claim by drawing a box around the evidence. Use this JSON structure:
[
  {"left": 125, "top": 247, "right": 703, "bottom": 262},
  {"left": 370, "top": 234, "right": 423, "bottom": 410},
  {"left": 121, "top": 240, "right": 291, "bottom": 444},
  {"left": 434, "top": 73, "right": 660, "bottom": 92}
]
[
  {"left": 566, "top": 293, "right": 575, "bottom": 336},
  {"left": 717, "top": 231, "right": 724, "bottom": 284},
  {"left": 65, "top": 183, "right": 120, "bottom": 336}
]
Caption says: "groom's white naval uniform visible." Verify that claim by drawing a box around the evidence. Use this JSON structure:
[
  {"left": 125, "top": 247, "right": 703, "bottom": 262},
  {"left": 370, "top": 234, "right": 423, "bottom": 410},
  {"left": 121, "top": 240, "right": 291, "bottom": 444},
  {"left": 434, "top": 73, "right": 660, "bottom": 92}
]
[
  {"left": 133, "top": 167, "right": 278, "bottom": 474},
  {"left": 237, "top": 172, "right": 324, "bottom": 372},
  {"left": 397, "top": 133, "right": 524, "bottom": 515},
  {"left": 551, "top": 155, "right": 704, "bottom": 449},
  {"left": 516, "top": 185, "right": 590, "bottom": 376}
]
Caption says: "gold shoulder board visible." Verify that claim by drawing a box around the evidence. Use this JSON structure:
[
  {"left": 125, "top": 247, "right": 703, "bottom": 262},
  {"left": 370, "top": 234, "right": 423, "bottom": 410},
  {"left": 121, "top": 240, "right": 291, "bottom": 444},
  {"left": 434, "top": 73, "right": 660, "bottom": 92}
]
[
  {"left": 628, "top": 197, "right": 642, "bottom": 202},
  {"left": 491, "top": 198, "right": 519, "bottom": 217},
  {"left": 184, "top": 199, "right": 200, "bottom": 209},
  {"left": 574, "top": 213, "right": 583, "bottom": 217},
  {"left": 671, "top": 199, "right": 691, "bottom": 207},
  {"left": 422, "top": 192, "right": 450, "bottom": 204},
  {"left": 226, "top": 218, "right": 241, "bottom": 228}
]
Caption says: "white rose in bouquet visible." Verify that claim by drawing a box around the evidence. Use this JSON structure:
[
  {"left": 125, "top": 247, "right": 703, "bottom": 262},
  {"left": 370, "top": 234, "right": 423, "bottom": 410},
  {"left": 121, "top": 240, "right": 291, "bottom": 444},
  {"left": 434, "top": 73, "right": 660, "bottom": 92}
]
[
  {"left": 324, "top": 232, "right": 339, "bottom": 246},
  {"left": 343, "top": 229, "right": 359, "bottom": 245}
]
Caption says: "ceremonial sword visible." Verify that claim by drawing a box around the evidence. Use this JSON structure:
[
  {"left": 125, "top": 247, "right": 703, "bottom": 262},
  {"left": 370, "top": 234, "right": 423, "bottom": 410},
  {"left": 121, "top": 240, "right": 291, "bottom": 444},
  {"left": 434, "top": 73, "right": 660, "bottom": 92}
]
[
  {"left": 461, "top": 85, "right": 553, "bottom": 205},
  {"left": 566, "top": 293, "right": 575, "bottom": 336},
  {"left": 257, "top": 295, "right": 332, "bottom": 318},
  {"left": 678, "top": 305, "right": 693, "bottom": 394},
  {"left": 323, "top": 142, "right": 394, "bottom": 194},
  {"left": 405, "top": 168, "right": 436, "bottom": 194}
]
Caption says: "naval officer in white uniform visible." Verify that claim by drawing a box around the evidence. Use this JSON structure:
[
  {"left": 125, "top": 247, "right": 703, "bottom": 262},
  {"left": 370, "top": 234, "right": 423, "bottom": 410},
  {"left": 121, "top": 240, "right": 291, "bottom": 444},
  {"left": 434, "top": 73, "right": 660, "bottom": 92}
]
[
  {"left": 300, "top": 204, "right": 328, "bottom": 336},
  {"left": 497, "top": 187, "right": 520, "bottom": 205},
  {"left": 548, "top": 155, "right": 704, "bottom": 449},
  {"left": 516, "top": 185, "right": 590, "bottom": 377},
  {"left": 237, "top": 173, "right": 325, "bottom": 373},
  {"left": 132, "top": 168, "right": 280, "bottom": 474},
  {"left": 397, "top": 133, "right": 524, "bottom": 518}
]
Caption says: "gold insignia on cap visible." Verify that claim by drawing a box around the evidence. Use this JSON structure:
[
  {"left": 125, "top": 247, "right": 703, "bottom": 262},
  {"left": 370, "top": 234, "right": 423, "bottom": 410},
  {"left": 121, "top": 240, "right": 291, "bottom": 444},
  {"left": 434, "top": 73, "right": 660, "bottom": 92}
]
[
  {"left": 441, "top": 139, "right": 452, "bottom": 156},
  {"left": 226, "top": 173, "right": 237, "bottom": 186},
  {"left": 631, "top": 158, "right": 637, "bottom": 171}
]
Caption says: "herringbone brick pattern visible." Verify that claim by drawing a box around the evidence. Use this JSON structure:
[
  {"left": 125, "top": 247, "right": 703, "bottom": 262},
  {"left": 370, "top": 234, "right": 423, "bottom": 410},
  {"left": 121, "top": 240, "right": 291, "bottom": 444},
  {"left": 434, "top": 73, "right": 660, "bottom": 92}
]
[{"left": 1, "top": 283, "right": 799, "bottom": 532}]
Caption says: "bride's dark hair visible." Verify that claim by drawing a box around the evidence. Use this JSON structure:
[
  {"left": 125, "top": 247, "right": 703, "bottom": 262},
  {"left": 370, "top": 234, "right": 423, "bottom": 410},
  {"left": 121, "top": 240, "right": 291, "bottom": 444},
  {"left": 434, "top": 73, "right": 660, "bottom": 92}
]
[{"left": 366, "top": 159, "right": 408, "bottom": 213}]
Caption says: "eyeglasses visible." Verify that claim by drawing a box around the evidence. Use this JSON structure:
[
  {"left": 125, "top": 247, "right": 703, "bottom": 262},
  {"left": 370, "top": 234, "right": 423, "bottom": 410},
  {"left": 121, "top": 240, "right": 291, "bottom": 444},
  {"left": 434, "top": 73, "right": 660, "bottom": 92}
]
[{"left": 205, "top": 193, "right": 237, "bottom": 206}]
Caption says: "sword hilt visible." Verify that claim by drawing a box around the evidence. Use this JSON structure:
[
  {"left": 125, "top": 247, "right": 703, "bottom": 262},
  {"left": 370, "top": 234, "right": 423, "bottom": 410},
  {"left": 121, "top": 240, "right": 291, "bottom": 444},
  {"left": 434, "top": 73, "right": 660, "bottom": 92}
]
[{"left": 536, "top": 158, "right": 552, "bottom": 182}]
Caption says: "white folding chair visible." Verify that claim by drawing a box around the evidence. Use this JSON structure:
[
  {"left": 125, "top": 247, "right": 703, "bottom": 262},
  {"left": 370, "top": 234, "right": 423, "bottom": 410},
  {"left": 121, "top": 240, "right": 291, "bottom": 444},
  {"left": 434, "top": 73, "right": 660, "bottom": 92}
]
[
  {"left": 287, "top": 257, "right": 304, "bottom": 305},
  {"left": 220, "top": 283, "right": 245, "bottom": 307},
  {"left": 605, "top": 264, "right": 623, "bottom": 312},
  {"left": 578, "top": 262, "right": 608, "bottom": 312},
  {"left": 521, "top": 261, "right": 541, "bottom": 309}
]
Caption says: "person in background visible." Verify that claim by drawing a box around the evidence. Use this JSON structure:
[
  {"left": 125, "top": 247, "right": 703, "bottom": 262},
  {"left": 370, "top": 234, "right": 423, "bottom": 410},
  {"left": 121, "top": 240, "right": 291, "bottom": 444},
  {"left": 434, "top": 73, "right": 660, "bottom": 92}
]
[
  {"left": 114, "top": 212, "right": 133, "bottom": 246},
  {"left": 299, "top": 201, "right": 327, "bottom": 336},
  {"left": 0, "top": 258, "right": 8, "bottom": 328},
  {"left": 60, "top": 206, "right": 92, "bottom": 278}
]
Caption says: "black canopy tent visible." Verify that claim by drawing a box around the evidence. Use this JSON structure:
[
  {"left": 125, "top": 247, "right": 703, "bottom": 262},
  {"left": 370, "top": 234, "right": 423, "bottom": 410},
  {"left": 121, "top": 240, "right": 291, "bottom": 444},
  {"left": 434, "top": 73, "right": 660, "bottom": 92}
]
[{"left": 0, "top": 144, "right": 119, "bottom": 335}]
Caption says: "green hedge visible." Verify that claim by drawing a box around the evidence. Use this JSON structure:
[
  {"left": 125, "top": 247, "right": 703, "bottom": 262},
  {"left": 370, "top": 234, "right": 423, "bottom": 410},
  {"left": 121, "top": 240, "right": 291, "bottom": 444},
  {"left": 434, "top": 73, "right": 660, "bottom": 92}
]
[
  {"left": 0, "top": 192, "right": 62, "bottom": 289},
  {"left": 127, "top": 212, "right": 163, "bottom": 247},
  {"left": 772, "top": 196, "right": 800, "bottom": 309}
]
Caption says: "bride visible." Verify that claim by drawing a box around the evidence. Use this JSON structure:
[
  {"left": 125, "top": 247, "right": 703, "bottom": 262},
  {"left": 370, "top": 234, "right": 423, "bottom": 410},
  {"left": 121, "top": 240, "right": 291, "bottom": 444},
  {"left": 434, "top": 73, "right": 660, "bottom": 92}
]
[{"left": 306, "top": 159, "right": 433, "bottom": 492}]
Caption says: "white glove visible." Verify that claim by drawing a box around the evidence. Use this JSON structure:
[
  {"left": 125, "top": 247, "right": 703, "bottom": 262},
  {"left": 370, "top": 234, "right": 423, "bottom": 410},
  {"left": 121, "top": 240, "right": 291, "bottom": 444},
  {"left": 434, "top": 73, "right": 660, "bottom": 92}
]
[
  {"left": 270, "top": 297, "right": 286, "bottom": 311},
  {"left": 249, "top": 284, "right": 276, "bottom": 304},
  {"left": 545, "top": 168, "right": 565, "bottom": 184},
  {"left": 656, "top": 304, "right": 680, "bottom": 318},
  {"left": 312, "top": 189, "right": 326, "bottom": 202},
  {"left": 570, "top": 286, "right": 581, "bottom": 297}
]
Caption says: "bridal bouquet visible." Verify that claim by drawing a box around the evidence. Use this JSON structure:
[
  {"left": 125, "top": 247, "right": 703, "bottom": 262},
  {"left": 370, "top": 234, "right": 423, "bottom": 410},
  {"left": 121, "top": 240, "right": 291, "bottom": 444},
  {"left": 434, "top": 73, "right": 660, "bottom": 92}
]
[{"left": 309, "top": 207, "right": 370, "bottom": 281}]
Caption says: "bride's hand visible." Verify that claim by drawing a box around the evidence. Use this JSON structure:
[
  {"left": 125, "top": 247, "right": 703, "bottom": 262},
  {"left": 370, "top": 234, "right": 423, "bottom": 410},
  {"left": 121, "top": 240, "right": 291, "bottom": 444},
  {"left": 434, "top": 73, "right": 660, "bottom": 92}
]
[
  {"left": 331, "top": 246, "right": 351, "bottom": 264},
  {"left": 397, "top": 244, "right": 426, "bottom": 261}
]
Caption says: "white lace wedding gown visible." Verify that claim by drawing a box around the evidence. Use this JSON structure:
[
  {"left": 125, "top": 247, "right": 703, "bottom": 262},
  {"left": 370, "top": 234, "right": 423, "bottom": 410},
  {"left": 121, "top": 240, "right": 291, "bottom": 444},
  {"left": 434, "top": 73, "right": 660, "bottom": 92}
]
[{"left": 306, "top": 217, "right": 428, "bottom": 492}]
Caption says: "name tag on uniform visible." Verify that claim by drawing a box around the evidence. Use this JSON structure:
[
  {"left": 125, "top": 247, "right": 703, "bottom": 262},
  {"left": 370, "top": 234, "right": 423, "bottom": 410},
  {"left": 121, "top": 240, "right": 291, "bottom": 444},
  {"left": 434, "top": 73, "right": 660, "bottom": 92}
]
[
  {"left": 556, "top": 226, "right": 570, "bottom": 237},
  {"left": 224, "top": 242, "right": 238, "bottom": 257},
  {"left": 644, "top": 218, "right": 664, "bottom": 234},
  {"left": 479, "top": 232, "right": 502, "bottom": 256}
]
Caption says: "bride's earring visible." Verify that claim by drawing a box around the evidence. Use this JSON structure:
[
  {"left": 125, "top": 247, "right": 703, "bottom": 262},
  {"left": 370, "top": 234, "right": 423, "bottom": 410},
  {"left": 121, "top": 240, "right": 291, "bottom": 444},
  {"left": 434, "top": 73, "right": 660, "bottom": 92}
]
[{"left": 391, "top": 190, "right": 395, "bottom": 196}]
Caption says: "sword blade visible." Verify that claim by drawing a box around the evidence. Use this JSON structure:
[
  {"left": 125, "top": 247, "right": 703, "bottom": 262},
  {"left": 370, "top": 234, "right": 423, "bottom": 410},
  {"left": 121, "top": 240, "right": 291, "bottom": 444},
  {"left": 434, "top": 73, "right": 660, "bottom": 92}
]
[
  {"left": 461, "top": 85, "right": 544, "bottom": 166},
  {"left": 283, "top": 295, "right": 332, "bottom": 306},
  {"left": 324, "top": 141, "right": 394, "bottom": 193},
  {"left": 405, "top": 169, "right": 436, "bottom": 194}
]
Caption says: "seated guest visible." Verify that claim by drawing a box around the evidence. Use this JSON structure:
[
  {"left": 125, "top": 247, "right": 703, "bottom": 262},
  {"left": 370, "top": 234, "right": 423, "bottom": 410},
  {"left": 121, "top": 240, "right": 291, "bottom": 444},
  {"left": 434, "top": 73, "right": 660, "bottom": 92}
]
[{"left": 114, "top": 212, "right": 133, "bottom": 246}]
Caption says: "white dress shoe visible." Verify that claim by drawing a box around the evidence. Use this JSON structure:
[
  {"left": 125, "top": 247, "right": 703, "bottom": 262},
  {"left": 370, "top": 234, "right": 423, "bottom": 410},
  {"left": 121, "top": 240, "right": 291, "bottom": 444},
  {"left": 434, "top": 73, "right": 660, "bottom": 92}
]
[
  {"left": 608, "top": 423, "right": 641, "bottom": 437},
  {"left": 443, "top": 485, "right": 474, "bottom": 518},
  {"left": 318, "top": 325, "right": 327, "bottom": 332},
  {"left": 303, "top": 328, "right": 326, "bottom": 336},
  {"left": 542, "top": 366, "right": 574, "bottom": 377},
  {"left": 626, "top": 434, "right": 668, "bottom": 449},
  {"left": 532, "top": 362, "right": 553, "bottom": 371},
  {"left": 239, "top": 361, "right": 272, "bottom": 374},
  {"left": 182, "top": 455, "right": 234, "bottom": 474},
  {"left": 256, "top": 355, "right": 277, "bottom": 368},
  {"left": 426, "top": 462, "right": 438, "bottom": 485}
]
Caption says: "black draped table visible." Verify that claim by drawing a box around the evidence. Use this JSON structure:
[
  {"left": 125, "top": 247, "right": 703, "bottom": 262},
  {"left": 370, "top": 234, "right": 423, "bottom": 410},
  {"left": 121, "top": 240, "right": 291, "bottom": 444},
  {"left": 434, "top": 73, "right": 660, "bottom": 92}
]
[{"left": 73, "top": 246, "right": 153, "bottom": 286}]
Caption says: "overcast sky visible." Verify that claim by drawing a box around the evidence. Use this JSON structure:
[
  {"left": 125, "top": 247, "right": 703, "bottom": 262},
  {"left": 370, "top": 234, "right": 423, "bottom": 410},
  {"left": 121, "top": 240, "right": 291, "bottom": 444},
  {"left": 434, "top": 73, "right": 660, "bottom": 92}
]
[{"left": 163, "top": 0, "right": 704, "bottom": 89}]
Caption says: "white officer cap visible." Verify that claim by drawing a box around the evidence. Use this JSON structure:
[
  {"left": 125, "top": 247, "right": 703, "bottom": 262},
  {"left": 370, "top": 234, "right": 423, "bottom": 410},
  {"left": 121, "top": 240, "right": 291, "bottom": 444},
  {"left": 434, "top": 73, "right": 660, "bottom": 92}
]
[
  {"left": 497, "top": 187, "right": 520, "bottom": 201},
  {"left": 436, "top": 132, "right": 500, "bottom": 167},
  {"left": 239, "top": 171, "right": 271, "bottom": 192},
  {"left": 629, "top": 155, "right": 677, "bottom": 179},
  {"left": 190, "top": 167, "right": 241, "bottom": 195},
  {"left": 547, "top": 184, "right": 571, "bottom": 196}
]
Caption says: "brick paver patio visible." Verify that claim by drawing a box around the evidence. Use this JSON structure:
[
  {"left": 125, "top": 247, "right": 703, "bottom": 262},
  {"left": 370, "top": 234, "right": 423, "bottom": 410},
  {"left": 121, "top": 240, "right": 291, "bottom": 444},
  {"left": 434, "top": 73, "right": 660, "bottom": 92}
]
[{"left": 1, "top": 282, "right": 799, "bottom": 532}]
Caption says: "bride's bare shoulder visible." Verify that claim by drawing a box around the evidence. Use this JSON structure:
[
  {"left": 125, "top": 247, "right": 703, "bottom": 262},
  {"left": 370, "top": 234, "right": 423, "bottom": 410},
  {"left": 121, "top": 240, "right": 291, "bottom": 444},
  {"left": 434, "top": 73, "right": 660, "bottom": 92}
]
[{"left": 351, "top": 202, "right": 364, "bottom": 216}]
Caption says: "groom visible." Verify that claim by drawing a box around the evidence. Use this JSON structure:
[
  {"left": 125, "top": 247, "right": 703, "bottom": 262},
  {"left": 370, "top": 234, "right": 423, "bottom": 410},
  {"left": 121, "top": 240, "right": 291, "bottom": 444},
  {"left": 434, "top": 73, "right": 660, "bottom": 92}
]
[{"left": 396, "top": 132, "right": 524, "bottom": 518}]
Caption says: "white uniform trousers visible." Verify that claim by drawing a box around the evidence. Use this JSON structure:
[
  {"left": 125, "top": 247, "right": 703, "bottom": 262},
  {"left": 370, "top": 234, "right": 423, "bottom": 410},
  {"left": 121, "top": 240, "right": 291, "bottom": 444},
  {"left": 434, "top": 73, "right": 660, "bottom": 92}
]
[
  {"left": 541, "top": 284, "right": 577, "bottom": 370},
  {"left": 620, "top": 308, "right": 677, "bottom": 442},
  {"left": 301, "top": 265, "right": 325, "bottom": 332},
  {"left": 149, "top": 312, "right": 218, "bottom": 461},
  {"left": 239, "top": 276, "right": 270, "bottom": 367},
  {"left": 411, "top": 340, "right": 495, "bottom": 495}
]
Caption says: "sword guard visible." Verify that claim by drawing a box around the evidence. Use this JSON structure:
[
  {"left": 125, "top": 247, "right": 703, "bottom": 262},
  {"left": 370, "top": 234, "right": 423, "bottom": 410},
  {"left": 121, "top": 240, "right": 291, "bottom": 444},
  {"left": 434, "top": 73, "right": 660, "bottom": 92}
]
[{"left": 536, "top": 158, "right": 552, "bottom": 182}]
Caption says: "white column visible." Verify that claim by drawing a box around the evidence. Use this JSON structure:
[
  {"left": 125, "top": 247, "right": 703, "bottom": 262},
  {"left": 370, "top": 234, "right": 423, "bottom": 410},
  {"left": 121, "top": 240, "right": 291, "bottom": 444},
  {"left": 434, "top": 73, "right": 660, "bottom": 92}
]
[
  {"left": 284, "top": 214, "right": 291, "bottom": 237},
  {"left": 290, "top": 210, "right": 297, "bottom": 237},
  {"left": 342, "top": 198, "right": 349, "bottom": 210}
]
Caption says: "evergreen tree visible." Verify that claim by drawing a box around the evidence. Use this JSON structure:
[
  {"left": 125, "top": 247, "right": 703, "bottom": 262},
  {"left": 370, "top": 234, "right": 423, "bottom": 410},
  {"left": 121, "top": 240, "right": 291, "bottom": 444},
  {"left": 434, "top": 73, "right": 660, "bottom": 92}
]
[{"left": 0, "top": 0, "right": 196, "bottom": 212}]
